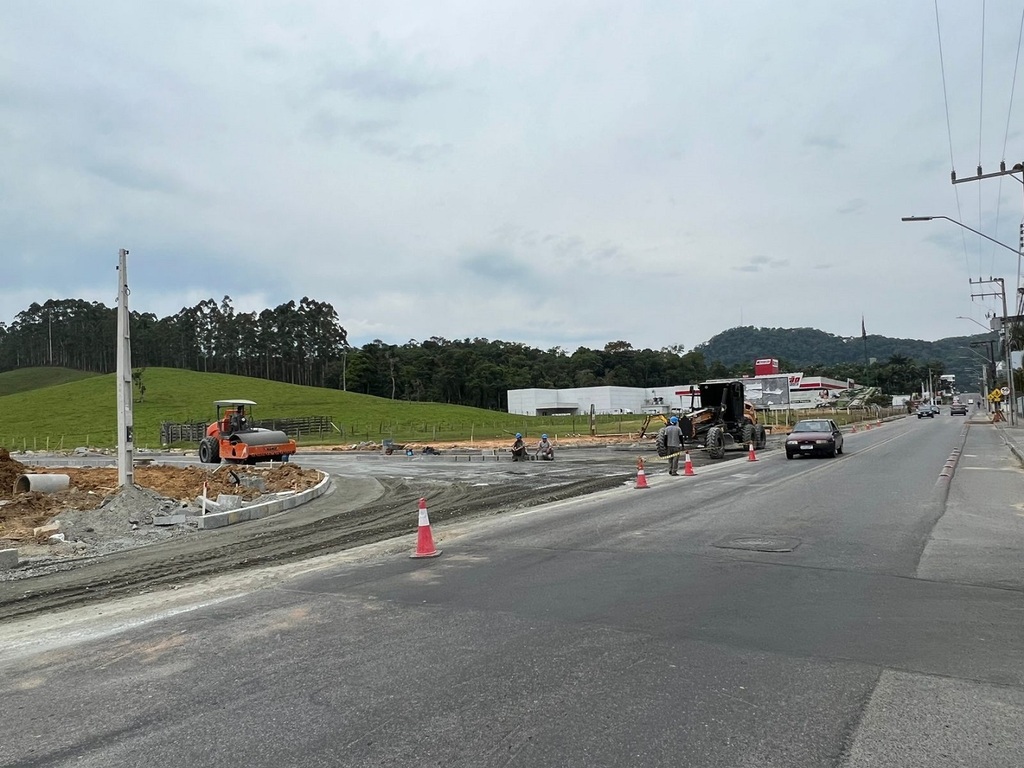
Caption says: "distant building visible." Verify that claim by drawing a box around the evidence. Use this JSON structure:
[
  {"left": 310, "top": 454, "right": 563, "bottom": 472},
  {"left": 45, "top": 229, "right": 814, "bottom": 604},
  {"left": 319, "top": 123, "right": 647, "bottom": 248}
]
[{"left": 508, "top": 372, "right": 857, "bottom": 416}]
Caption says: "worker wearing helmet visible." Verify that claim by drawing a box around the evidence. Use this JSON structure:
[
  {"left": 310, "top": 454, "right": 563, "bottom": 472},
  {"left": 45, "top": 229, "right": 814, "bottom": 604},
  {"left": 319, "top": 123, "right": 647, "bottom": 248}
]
[
  {"left": 511, "top": 432, "right": 527, "bottom": 461},
  {"left": 665, "top": 415, "right": 684, "bottom": 475},
  {"left": 535, "top": 433, "right": 554, "bottom": 461}
]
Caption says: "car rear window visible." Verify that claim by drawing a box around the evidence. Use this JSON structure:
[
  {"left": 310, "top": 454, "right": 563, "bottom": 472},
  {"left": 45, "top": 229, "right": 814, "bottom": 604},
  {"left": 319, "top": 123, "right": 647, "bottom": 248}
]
[{"left": 795, "top": 421, "right": 827, "bottom": 432}]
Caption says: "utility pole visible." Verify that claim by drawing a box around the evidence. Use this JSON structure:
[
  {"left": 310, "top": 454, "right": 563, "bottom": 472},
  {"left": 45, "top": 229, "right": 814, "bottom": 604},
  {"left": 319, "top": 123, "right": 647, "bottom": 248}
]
[
  {"left": 116, "top": 248, "right": 135, "bottom": 487},
  {"left": 970, "top": 339, "right": 999, "bottom": 408},
  {"left": 970, "top": 277, "right": 1015, "bottom": 425},
  {"left": 952, "top": 162, "right": 1024, "bottom": 422}
]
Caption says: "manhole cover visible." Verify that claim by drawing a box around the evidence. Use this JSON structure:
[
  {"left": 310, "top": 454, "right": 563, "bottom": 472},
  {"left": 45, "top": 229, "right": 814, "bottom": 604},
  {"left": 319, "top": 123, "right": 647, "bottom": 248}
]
[{"left": 714, "top": 535, "right": 800, "bottom": 553}]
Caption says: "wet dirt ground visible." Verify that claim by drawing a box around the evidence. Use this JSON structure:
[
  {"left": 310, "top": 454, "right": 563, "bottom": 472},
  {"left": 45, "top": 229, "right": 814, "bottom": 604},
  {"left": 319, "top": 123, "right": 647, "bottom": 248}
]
[{"left": 0, "top": 437, "right": 763, "bottom": 620}]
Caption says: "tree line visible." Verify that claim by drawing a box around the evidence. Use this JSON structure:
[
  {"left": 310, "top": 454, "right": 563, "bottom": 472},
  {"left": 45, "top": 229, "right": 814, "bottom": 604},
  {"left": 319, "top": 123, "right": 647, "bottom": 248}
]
[{"left": 0, "top": 297, "right": 960, "bottom": 410}]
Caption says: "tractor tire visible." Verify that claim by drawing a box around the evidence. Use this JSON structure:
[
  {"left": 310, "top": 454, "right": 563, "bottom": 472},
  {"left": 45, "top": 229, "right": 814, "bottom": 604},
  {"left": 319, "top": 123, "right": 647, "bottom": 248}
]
[
  {"left": 655, "top": 428, "right": 668, "bottom": 457},
  {"left": 198, "top": 437, "right": 220, "bottom": 464},
  {"left": 755, "top": 424, "right": 768, "bottom": 450},
  {"left": 706, "top": 426, "right": 726, "bottom": 460},
  {"left": 741, "top": 423, "right": 755, "bottom": 448}
]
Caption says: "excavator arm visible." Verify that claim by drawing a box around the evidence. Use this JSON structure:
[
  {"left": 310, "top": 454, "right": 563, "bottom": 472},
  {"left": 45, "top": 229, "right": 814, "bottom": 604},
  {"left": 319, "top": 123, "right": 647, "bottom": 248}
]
[{"left": 638, "top": 413, "right": 670, "bottom": 439}]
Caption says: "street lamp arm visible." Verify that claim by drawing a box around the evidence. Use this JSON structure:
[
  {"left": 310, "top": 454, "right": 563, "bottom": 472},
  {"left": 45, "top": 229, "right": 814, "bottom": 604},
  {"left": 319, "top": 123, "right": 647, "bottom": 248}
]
[
  {"left": 956, "top": 315, "right": 997, "bottom": 333},
  {"left": 961, "top": 346, "right": 993, "bottom": 363},
  {"left": 901, "top": 215, "right": 1019, "bottom": 256}
]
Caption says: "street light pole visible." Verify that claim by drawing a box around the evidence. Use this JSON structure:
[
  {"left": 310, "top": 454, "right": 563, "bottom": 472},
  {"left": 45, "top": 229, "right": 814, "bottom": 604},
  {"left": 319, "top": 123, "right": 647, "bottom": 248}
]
[
  {"left": 904, "top": 216, "right": 1019, "bottom": 423},
  {"left": 901, "top": 216, "right": 1020, "bottom": 255}
]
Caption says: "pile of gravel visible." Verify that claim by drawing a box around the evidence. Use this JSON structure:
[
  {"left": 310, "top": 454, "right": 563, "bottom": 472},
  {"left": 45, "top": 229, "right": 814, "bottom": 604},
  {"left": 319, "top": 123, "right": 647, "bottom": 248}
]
[{"left": 49, "top": 484, "right": 200, "bottom": 557}]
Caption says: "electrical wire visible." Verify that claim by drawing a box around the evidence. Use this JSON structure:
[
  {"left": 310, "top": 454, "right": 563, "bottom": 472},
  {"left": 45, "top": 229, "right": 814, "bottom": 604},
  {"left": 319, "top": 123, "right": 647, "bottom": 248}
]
[
  {"left": 979, "top": 0, "right": 986, "bottom": 171},
  {"left": 1005, "top": 9, "right": 1024, "bottom": 316},
  {"left": 977, "top": 0, "right": 986, "bottom": 281},
  {"left": 992, "top": 4, "right": 1024, "bottom": 282},
  {"left": 934, "top": 0, "right": 974, "bottom": 278}
]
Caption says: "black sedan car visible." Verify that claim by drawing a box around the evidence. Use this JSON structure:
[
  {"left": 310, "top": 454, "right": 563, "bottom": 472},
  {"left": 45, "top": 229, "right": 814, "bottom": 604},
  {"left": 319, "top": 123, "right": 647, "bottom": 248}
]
[
  {"left": 917, "top": 405, "right": 935, "bottom": 418},
  {"left": 785, "top": 419, "right": 844, "bottom": 459}
]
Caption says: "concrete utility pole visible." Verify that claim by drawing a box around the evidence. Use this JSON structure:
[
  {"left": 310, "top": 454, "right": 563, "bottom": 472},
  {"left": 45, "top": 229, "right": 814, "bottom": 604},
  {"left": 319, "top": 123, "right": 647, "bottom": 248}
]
[
  {"left": 116, "top": 248, "right": 135, "bottom": 487},
  {"left": 970, "top": 277, "right": 1015, "bottom": 425}
]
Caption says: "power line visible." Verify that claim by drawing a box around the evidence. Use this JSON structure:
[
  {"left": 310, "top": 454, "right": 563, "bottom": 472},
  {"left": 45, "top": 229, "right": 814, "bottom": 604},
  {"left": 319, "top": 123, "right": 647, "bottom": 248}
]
[
  {"left": 934, "top": 0, "right": 974, "bottom": 278},
  {"left": 978, "top": 0, "right": 986, "bottom": 170},
  {"left": 977, "top": 0, "right": 986, "bottom": 280},
  {"left": 990, "top": 5, "right": 1024, "bottom": 278}
]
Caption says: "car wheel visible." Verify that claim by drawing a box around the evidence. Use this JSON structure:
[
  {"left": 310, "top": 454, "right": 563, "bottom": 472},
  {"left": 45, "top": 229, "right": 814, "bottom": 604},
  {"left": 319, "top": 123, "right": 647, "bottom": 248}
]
[
  {"left": 837, "top": 442, "right": 843, "bottom": 455},
  {"left": 829, "top": 444, "right": 837, "bottom": 458},
  {"left": 786, "top": 451, "right": 794, "bottom": 459}
]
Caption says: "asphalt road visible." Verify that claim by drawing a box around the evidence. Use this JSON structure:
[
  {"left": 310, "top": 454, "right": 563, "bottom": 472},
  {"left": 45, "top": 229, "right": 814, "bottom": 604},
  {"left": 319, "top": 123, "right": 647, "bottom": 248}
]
[{"left": 2, "top": 414, "right": 1022, "bottom": 767}]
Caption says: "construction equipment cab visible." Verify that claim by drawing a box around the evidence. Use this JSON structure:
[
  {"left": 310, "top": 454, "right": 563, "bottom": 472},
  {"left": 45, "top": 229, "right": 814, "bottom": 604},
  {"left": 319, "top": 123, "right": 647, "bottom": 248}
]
[
  {"left": 679, "top": 380, "right": 766, "bottom": 459},
  {"left": 198, "top": 399, "right": 297, "bottom": 465}
]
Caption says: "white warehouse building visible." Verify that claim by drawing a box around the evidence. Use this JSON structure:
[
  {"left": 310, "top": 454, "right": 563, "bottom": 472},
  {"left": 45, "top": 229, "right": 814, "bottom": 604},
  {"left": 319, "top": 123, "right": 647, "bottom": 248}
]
[
  {"left": 507, "top": 385, "right": 699, "bottom": 416},
  {"left": 507, "top": 387, "right": 647, "bottom": 416},
  {"left": 508, "top": 374, "right": 856, "bottom": 416}
]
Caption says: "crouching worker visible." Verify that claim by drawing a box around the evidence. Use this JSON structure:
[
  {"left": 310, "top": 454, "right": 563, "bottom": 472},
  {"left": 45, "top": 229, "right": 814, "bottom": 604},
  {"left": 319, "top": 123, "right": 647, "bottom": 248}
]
[
  {"left": 535, "top": 434, "right": 554, "bottom": 460},
  {"left": 511, "top": 433, "right": 527, "bottom": 461}
]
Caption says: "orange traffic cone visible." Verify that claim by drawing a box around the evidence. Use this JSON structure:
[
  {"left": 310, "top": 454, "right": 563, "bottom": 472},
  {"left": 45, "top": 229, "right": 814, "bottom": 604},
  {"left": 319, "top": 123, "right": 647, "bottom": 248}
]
[
  {"left": 747, "top": 443, "right": 758, "bottom": 462},
  {"left": 410, "top": 498, "right": 441, "bottom": 558},
  {"left": 851, "top": 424, "right": 857, "bottom": 433},
  {"left": 683, "top": 451, "right": 695, "bottom": 476},
  {"left": 877, "top": 417, "right": 883, "bottom": 426},
  {"left": 635, "top": 458, "right": 650, "bottom": 489},
  {"left": 866, "top": 423, "right": 872, "bottom": 430}
]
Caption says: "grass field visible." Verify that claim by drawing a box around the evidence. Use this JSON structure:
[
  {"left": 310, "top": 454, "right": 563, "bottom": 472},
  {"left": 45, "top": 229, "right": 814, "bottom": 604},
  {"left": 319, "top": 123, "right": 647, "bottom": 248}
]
[
  {"left": 0, "top": 367, "right": 650, "bottom": 450},
  {"left": 0, "top": 367, "right": 100, "bottom": 397},
  {"left": 0, "top": 367, "right": 901, "bottom": 451}
]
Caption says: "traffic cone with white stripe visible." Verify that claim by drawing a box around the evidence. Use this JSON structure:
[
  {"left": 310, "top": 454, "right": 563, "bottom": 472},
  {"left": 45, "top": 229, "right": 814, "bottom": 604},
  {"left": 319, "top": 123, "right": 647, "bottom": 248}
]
[
  {"left": 634, "top": 458, "right": 649, "bottom": 489},
  {"left": 683, "top": 451, "right": 695, "bottom": 476},
  {"left": 747, "top": 443, "right": 758, "bottom": 462},
  {"left": 410, "top": 497, "right": 442, "bottom": 558}
]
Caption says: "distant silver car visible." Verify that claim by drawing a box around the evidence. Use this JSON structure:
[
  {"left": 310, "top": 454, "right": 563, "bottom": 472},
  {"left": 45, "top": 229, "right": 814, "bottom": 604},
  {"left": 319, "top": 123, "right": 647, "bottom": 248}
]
[{"left": 950, "top": 402, "right": 967, "bottom": 415}]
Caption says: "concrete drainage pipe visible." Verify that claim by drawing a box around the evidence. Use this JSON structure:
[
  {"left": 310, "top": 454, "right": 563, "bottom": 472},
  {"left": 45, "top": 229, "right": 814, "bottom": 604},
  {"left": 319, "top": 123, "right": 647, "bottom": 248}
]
[{"left": 14, "top": 474, "right": 71, "bottom": 494}]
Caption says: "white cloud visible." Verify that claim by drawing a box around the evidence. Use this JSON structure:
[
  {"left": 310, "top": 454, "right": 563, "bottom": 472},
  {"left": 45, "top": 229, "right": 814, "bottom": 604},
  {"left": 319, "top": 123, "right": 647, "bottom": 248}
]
[{"left": 0, "top": 1, "right": 1021, "bottom": 349}]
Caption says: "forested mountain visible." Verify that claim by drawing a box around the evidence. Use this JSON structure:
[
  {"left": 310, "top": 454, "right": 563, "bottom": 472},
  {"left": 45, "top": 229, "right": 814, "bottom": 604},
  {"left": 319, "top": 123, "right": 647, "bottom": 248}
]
[
  {"left": 0, "top": 300, "right": 1001, "bottom": 409},
  {"left": 697, "top": 326, "right": 996, "bottom": 390}
]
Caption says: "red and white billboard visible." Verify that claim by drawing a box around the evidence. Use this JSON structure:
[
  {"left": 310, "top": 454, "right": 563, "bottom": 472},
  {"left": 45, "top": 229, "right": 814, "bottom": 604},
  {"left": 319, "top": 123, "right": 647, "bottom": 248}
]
[{"left": 754, "top": 358, "right": 779, "bottom": 376}]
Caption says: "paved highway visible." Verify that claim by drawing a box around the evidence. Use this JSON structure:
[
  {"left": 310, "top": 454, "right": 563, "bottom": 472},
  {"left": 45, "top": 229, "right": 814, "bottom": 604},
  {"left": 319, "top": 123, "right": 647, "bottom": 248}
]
[{"left": 2, "top": 414, "right": 1022, "bottom": 767}]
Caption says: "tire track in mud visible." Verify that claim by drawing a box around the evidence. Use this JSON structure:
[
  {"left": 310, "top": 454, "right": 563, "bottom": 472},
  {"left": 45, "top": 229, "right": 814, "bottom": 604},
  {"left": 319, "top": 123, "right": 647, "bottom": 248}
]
[{"left": 0, "top": 472, "right": 630, "bottom": 620}]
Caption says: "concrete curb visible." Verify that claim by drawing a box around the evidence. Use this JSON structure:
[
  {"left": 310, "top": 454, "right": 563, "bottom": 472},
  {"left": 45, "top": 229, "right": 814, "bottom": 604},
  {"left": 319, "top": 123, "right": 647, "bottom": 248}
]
[
  {"left": 992, "top": 422, "right": 1024, "bottom": 465},
  {"left": 197, "top": 471, "right": 332, "bottom": 530}
]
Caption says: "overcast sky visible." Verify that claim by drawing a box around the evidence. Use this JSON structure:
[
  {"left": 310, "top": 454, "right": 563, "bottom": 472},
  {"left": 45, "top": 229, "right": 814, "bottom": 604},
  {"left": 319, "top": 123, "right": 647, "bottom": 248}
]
[{"left": 2, "top": 1, "right": 1023, "bottom": 352}]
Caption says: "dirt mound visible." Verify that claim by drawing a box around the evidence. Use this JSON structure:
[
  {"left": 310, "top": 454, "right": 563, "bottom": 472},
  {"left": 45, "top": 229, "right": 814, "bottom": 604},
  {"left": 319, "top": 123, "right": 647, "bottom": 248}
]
[
  {"left": 0, "top": 448, "right": 29, "bottom": 499},
  {"left": 0, "top": 462, "right": 322, "bottom": 546}
]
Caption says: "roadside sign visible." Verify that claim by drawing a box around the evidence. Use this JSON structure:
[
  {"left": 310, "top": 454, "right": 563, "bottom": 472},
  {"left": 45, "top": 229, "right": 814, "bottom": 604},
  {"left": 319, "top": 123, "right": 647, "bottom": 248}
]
[{"left": 1001, "top": 386, "right": 1011, "bottom": 396}]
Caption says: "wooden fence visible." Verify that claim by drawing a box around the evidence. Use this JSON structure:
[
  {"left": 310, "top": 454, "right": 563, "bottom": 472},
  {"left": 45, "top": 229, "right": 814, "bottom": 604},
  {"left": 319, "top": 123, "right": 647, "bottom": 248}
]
[{"left": 161, "top": 416, "right": 334, "bottom": 446}]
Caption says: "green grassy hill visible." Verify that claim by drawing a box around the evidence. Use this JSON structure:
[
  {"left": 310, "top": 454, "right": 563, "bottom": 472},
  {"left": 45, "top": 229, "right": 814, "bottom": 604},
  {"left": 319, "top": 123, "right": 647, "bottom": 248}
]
[
  {"left": 0, "top": 367, "right": 605, "bottom": 450},
  {"left": 0, "top": 367, "right": 100, "bottom": 397}
]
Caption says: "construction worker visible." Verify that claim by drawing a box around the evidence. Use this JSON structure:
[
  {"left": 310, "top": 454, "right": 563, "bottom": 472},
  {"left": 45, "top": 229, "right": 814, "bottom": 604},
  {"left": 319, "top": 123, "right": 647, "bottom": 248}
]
[
  {"left": 511, "top": 433, "right": 527, "bottom": 461},
  {"left": 535, "top": 434, "right": 554, "bottom": 461},
  {"left": 665, "top": 416, "right": 684, "bottom": 475}
]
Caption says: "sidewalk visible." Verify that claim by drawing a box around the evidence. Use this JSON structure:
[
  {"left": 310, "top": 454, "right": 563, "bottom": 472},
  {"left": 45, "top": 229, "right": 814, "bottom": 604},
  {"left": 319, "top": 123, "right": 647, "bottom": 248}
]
[
  {"left": 917, "top": 414, "right": 1024, "bottom": 590},
  {"left": 989, "top": 413, "right": 1024, "bottom": 465}
]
